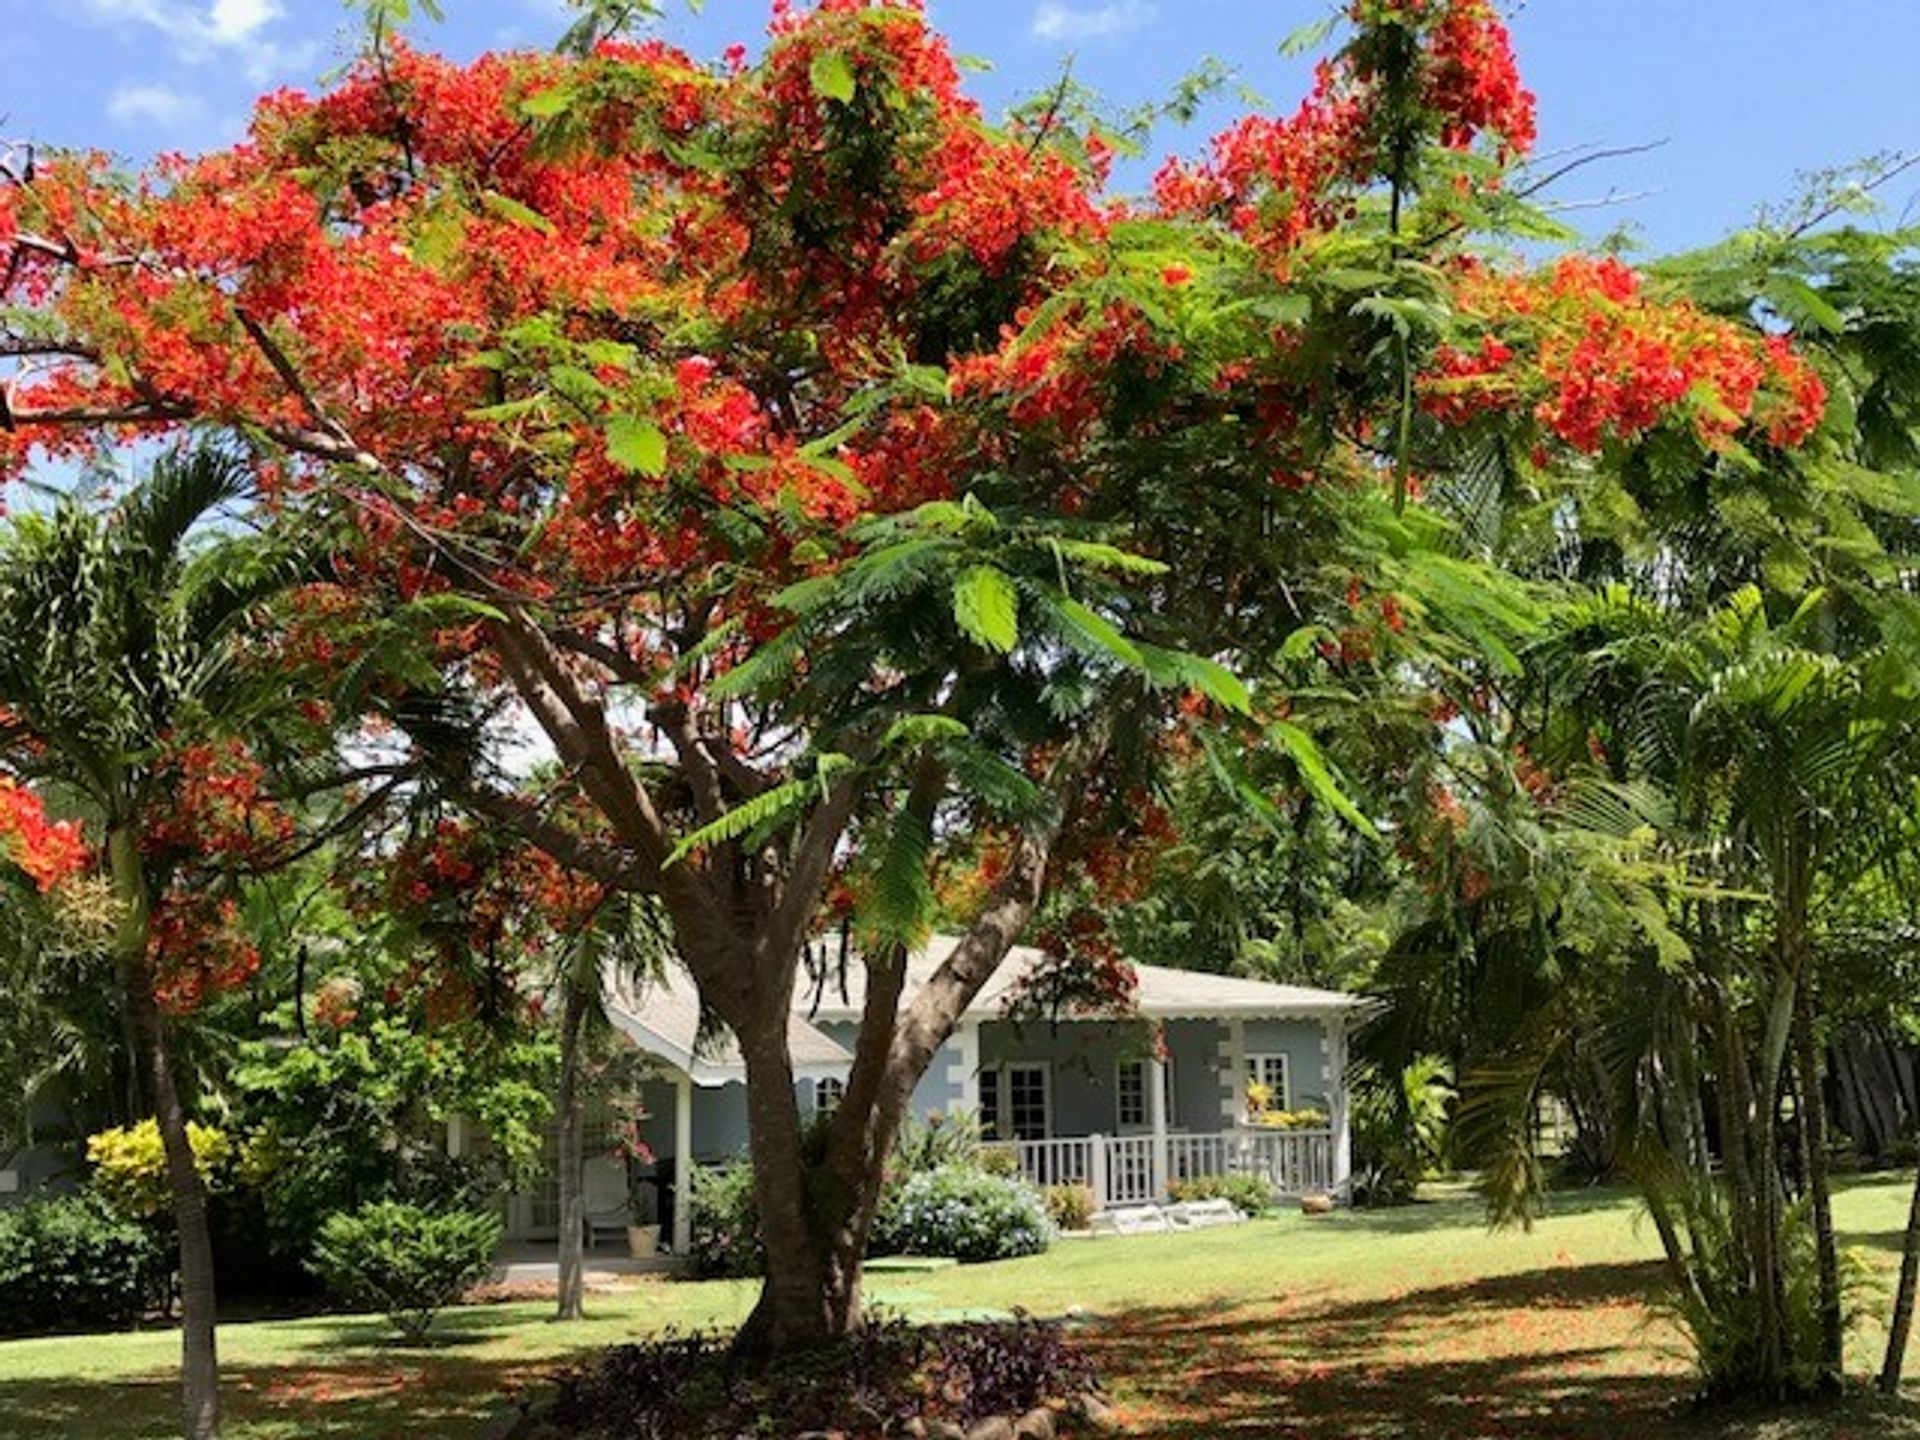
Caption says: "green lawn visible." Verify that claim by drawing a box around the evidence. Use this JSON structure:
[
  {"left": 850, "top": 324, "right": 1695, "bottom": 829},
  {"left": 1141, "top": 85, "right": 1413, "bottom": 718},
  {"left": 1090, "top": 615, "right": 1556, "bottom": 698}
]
[{"left": 5, "top": 1175, "right": 1920, "bottom": 1438}]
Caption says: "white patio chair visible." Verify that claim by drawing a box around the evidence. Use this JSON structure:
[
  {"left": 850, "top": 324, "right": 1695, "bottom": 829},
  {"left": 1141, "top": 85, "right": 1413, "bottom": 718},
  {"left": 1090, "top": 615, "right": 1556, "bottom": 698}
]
[{"left": 582, "top": 1156, "right": 632, "bottom": 1251}]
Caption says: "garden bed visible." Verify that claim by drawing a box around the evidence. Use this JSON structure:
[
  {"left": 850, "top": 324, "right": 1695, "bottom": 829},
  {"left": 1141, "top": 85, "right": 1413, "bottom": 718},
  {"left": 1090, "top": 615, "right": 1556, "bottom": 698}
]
[{"left": 526, "top": 1315, "right": 1111, "bottom": 1440}]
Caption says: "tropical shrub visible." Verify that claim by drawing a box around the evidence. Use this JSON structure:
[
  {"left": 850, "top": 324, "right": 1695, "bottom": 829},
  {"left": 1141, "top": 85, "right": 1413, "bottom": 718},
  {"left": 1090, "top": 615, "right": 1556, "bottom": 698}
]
[
  {"left": 551, "top": 1315, "right": 1100, "bottom": 1439},
  {"left": 1352, "top": 1057, "right": 1454, "bottom": 1206},
  {"left": 86, "top": 1119, "right": 231, "bottom": 1220},
  {"left": 892, "top": 1112, "right": 984, "bottom": 1175},
  {"left": 1650, "top": 1186, "right": 1876, "bottom": 1400},
  {"left": 1168, "top": 1174, "right": 1273, "bottom": 1217},
  {"left": 1042, "top": 1183, "right": 1097, "bottom": 1232},
  {"left": 309, "top": 1201, "right": 501, "bottom": 1342},
  {"left": 872, "top": 1165, "right": 1051, "bottom": 1263},
  {"left": 0, "top": 1191, "right": 168, "bottom": 1335},
  {"left": 232, "top": 1010, "right": 551, "bottom": 1258},
  {"left": 687, "top": 1164, "right": 762, "bottom": 1280}
]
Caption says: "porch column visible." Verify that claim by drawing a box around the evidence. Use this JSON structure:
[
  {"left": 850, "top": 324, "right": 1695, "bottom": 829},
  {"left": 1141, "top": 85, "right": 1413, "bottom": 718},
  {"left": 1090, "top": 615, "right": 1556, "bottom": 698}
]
[
  {"left": 1329, "top": 1019, "right": 1353, "bottom": 1200},
  {"left": 955, "top": 1020, "right": 981, "bottom": 1120},
  {"left": 1148, "top": 1050, "right": 1170, "bottom": 1202},
  {"left": 1224, "top": 1018, "right": 1247, "bottom": 1126},
  {"left": 672, "top": 1070, "right": 695, "bottom": 1256}
]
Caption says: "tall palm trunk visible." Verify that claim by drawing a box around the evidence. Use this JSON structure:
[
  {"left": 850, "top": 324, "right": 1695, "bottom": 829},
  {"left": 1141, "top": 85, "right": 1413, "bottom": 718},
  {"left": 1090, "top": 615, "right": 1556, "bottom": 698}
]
[
  {"left": 111, "top": 827, "right": 220, "bottom": 1440},
  {"left": 1794, "top": 982, "right": 1843, "bottom": 1386},
  {"left": 1881, "top": 1160, "right": 1920, "bottom": 1394},
  {"left": 553, "top": 967, "right": 590, "bottom": 1323}
]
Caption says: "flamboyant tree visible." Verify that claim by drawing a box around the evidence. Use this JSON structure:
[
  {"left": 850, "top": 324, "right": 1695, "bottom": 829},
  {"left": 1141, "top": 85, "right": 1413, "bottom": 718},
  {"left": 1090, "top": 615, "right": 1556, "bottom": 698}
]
[{"left": 0, "top": 0, "right": 1826, "bottom": 1366}]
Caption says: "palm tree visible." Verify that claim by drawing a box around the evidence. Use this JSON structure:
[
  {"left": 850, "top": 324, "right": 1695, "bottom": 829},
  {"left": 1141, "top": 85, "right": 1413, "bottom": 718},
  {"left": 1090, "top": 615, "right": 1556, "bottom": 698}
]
[
  {"left": 0, "top": 451, "right": 308, "bottom": 1440},
  {"left": 1457, "top": 581, "right": 1920, "bottom": 1398},
  {"left": 553, "top": 894, "right": 670, "bottom": 1322}
]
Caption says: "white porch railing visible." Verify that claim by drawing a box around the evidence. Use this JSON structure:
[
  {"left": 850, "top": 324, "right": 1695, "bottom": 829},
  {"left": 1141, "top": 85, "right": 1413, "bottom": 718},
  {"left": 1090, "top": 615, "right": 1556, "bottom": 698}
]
[{"left": 991, "top": 1128, "right": 1339, "bottom": 1211}]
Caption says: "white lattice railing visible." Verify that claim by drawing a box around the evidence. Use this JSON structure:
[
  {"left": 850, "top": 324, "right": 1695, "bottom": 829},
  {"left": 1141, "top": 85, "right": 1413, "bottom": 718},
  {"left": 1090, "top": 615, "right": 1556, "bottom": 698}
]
[
  {"left": 1000, "top": 1135, "right": 1095, "bottom": 1190},
  {"left": 994, "top": 1128, "right": 1337, "bottom": 1211}
]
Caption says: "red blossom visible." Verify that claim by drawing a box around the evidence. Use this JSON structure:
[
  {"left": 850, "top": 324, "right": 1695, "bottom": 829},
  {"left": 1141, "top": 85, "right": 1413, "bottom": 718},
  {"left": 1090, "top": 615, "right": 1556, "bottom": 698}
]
[{"left": 0, "top": 778, "right": 89, "bottom": 891}]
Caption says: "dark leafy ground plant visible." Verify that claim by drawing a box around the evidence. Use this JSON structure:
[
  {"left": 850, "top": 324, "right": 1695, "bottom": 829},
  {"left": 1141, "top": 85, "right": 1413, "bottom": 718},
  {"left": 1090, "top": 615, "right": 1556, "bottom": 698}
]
[{"left": 546, "top": 1314, "right": 1100, "bottom": 1438}]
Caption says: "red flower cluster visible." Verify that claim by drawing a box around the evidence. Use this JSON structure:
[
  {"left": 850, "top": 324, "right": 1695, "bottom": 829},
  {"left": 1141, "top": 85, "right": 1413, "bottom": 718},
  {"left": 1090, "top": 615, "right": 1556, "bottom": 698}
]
[
  {"left": 1421, "top": 0, "right": 1537, "bottom": 154},
  {"left": 1425, "top": 255, "right": 1827, "bottom": 453},
  {"left": 1153, "top": 59, "right": 1367, "bottom": 260},
  {"left": 1021, "top": 909, "right": 1141, "bottom": 1020},
  {"left": 951, "top": 301, "right": 1179, "bottom": 444},
  {"left": 385, "top": 816, "right": 606, "bottom": 977},
  {"left": 142, "top": 739, "right": 294, "bottom": 862},
  {"left": 150, "top": 894, "right": 261, "bottom": 1014},
  {"left": 1154, "top": 1, "right": 1535, "bottom": 262},
  {"left": 1420, "top": 334, "right": 1515, "bottom": 424},
  {"left": 134, "top": 738, "right": 293, "bottom": 1013},
  {"left": 0, "top": 777, "right": 89, "bottom": 891}
]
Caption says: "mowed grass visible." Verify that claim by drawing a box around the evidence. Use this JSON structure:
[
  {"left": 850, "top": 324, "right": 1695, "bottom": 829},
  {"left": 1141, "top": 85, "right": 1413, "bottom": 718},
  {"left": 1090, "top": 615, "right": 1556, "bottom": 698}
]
[{"left": 5, "top": 1175, "right": 1920, "bottom": 1439}]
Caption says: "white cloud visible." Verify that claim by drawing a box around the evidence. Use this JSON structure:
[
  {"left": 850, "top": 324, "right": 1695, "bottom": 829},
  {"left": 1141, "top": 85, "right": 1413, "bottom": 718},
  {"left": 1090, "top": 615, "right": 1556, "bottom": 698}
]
[
  {"left": 208, "top": 0, "right": 279, "bottom": 44},
  {"left": 81, "top": 0, "right": 315, "bottom": 82},
  {"left": 1031, "top": 1, "right": 1157, "bottom": 42},
  {"left": 106, "top": 83, "right": 207, "bottom": 129}
]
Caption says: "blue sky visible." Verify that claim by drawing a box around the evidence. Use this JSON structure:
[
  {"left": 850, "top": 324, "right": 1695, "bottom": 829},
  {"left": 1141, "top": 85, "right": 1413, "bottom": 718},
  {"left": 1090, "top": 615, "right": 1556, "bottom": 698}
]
[{"left": 4, "top": 1, "right": 1917, "bottom": 253}]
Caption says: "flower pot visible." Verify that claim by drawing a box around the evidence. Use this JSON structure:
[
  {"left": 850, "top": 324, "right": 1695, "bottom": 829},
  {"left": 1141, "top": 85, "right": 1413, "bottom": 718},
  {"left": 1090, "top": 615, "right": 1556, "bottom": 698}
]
[{"left": 627, "top": 1224, "right": 661, "bottom": 1258}]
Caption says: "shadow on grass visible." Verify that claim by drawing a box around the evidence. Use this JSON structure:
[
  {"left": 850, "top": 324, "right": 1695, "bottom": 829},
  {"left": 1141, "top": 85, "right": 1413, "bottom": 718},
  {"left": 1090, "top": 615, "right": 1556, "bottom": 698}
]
[
  {"left": 260, "top": 1302, "right": 564, "bottom": 1353},
  {"left": 0, "top": 1353, "right": 550, "bottom": 1440},
  {"left": 1077, "top": 1259, "right": 1920, "bottom": 1440},
  {"left": 11, "top": 1253, "right": 1920, "bottom": 1440},
  {"left": 1324, "top": 1183, "right": 1647, "bottom": 1235}
]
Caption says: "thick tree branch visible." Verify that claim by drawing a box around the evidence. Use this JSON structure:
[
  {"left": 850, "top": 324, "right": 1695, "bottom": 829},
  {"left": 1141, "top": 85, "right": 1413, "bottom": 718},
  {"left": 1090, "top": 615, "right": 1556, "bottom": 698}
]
[
  {"left": 885, "top": 730, "right": 1107, "bottom": 1088},
  {"left": 452, "top": 777, "right": 652, "bottom": 890},
  {"left": 765, "top": 766, "right": 866, "bottom": 970}
]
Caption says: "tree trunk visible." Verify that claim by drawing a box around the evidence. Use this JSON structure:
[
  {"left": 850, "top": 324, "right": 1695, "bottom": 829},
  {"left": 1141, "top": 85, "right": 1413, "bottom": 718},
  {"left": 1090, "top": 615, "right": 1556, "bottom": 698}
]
[
  {"left": 733, "top": 1003, "right": 850, "bottom": 1355},
  {"left": 111, "top": 828, "right": 220, "bottom": 1440},
  {"left": 1794, "top": 983, "right": 1843, "bottom": 1387},
  {"left": 1749, "top": 968, "right": 1801, "bottom": 1399},
  {"left": 554, "top": 966, "right": 590, "bottom": 1323},
  {"left": 1880, "top": 1159, "right": 1920, "bottom": 1394},
  {"left": 1711, "top": 965, "right": 1787, "bottom": 1400}
]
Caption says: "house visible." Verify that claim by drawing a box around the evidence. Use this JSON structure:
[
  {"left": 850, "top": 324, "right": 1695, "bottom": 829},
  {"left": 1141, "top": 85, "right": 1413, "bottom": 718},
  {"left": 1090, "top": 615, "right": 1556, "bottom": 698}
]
[{"left": 499, "top": 936, "right": 1371, "bottom": 1252}]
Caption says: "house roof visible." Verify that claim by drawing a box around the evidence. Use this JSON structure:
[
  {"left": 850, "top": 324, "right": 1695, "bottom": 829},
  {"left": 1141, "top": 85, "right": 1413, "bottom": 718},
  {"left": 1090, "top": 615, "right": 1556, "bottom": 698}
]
[
  {"left": 603, "top": 936, "right": 1367, "bottom": 1085},
  {"left": 600, "top": 963, "right": 854, "bottom": 1089},
  {"left": 795, "top": 935, "right": 1370, "bottom": 1024}
]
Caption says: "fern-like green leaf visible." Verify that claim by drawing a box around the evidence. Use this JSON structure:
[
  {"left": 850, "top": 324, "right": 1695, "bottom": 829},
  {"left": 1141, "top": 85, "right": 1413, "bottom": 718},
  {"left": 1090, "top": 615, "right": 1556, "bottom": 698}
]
[{"left": 952, "top": 566, "right": 1019, "bottom": 653}]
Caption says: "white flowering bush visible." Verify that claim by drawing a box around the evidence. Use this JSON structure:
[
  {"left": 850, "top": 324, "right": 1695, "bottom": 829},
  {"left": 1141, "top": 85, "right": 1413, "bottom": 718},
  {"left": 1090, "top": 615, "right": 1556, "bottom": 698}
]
[{"left": 871, "top": 1164, "right": 1052, "bottom": 1263}]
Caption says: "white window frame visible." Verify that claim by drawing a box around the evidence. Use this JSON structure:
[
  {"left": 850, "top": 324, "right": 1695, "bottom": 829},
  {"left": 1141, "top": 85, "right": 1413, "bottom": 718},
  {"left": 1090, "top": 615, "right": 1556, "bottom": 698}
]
[
  {"left": 977, "top": 1062, "right": 1053, "bottom": 1141},
  {"left": 813, "top": 1076, "right": 846, "bottom": 1120},
  {"left": 976, "top": 1063, "right": 1002, "bottom": 1139},
  {"left": 1244, "top": 1052, "right": 1290, "bottom": 1116},
  {"left": 1114, "top": 1057, "right": 1176, "bottom": 1132},
  {"left": 1004, "top": 1061, "right": 1052, "bottom": 1142}
]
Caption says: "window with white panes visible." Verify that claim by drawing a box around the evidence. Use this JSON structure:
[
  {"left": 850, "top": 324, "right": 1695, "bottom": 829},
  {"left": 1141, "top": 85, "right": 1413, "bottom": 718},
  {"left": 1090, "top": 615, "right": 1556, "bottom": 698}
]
[
  {"left": 814, "top": 1077, "right": 846, "bottom": 1119},
  {"left": 1114, "top": 1057, "right": 1176, "bottom": 1131},
  {"left": 975, "top": 1062, "right": 1052, "bottom": 1141},
  {"left": 1005, "top": 1063, "right": 1050, "bottom": 1141},
  {"left": 1244, "top": 1053, "right": 1289, "bottom": 1118}
]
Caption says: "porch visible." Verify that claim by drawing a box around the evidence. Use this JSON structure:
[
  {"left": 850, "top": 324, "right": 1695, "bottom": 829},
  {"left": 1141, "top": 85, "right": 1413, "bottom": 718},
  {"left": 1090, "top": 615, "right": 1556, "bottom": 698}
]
[
  {"left": 959, "top": 1008, "right": 1355, "bottom": 1209},
  {"left": 992, "top": 1127, "right": 1339, "bottom": 1211}
]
